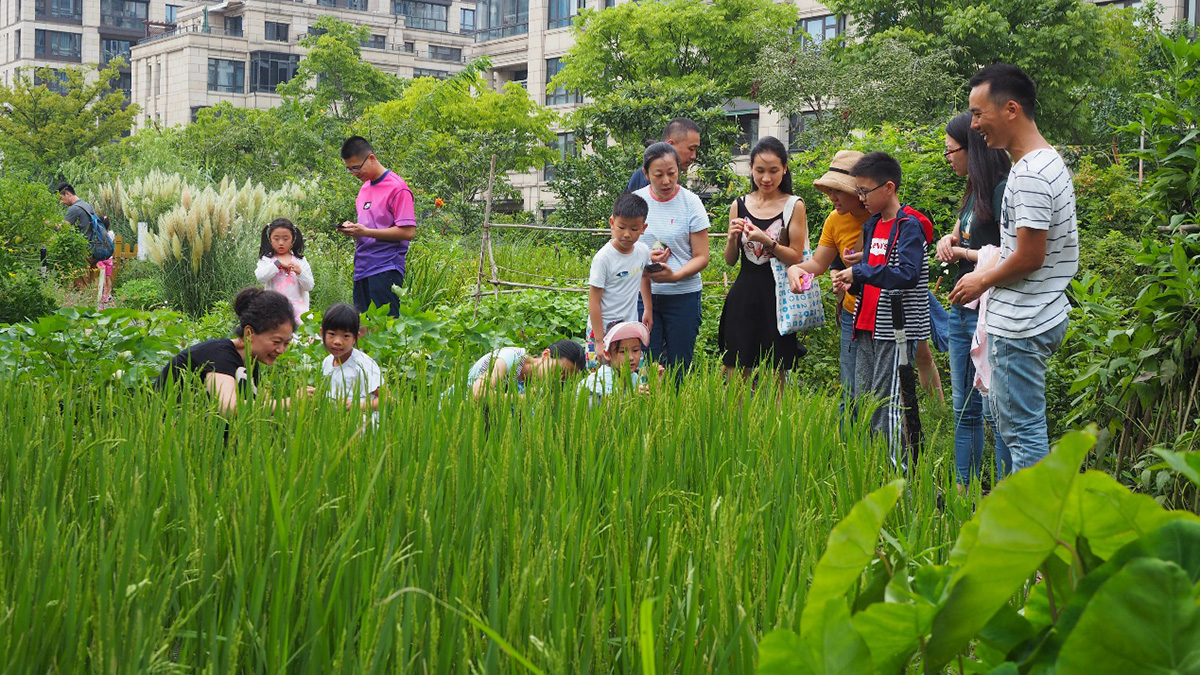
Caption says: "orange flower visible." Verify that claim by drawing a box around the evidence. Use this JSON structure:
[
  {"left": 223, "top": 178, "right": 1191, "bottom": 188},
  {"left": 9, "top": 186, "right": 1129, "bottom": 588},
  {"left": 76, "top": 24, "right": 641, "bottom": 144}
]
[{"left": 434, "top": 198, "right": 445, "bottom": 208}]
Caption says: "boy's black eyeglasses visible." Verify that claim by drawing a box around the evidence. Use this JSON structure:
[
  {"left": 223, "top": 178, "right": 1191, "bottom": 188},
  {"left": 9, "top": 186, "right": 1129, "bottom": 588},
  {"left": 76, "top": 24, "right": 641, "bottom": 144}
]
[
  {"left": 855, "top": 183, "right": 889, "bottom": 198},
  {"left": 346, "top": 155, "right": 371, "bottom": 173}
]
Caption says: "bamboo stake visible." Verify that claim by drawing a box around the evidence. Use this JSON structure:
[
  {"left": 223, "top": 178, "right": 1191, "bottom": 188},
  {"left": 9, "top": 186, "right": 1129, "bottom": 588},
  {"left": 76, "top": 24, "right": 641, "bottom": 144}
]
[{"left": 475, "top": 155, "right": 497, "bottom": 313}]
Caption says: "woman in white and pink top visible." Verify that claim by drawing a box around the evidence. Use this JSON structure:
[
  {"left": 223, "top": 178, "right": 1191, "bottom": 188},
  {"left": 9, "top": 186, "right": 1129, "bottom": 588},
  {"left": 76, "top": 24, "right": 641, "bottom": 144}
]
[{"left": 255, "top": 218, "right": 315, "bottom": 324}]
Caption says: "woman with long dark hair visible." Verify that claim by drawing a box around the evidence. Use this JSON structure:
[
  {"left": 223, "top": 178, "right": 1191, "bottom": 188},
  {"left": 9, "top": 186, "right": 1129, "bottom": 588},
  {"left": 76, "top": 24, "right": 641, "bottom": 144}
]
[
  {"left": 936, "top": 111, "right": 1012, "bottom": 489},
  {"left": 718, "top": 136, "right": 808, "bottom": 385}
]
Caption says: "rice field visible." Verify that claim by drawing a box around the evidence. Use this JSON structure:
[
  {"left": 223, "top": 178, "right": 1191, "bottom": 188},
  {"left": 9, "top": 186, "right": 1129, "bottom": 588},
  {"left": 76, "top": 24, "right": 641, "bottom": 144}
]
[{"left": 0, "top": 362, "right": 968, "bottom": 673}]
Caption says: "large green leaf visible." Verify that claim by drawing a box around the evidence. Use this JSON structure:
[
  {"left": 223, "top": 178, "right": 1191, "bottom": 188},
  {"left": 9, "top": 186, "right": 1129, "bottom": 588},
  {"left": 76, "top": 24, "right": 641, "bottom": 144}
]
[
  {"left": 1064, "top": 470, "right": 1198, "bottom": 559},
  {"left": 1057, "top": 558, "right": 1200, "bottom": 674},
  {"left": 757, "top": 629, "right": 816, "bottom": 675},
  {"left": 925, "top": 430, "right": 1095, "bottom": 668},
  {"left": 850, "top": 602, "right": 922, "bottom": 674},
  {"left": 800, "top": 479, "right": 905, "bottom": 640},
  {"left": 757, "top": 601, "right": 873, "bottom": 675},
  {"left": 1152, "top": 447, "right": 1200, "bottom": 487}
]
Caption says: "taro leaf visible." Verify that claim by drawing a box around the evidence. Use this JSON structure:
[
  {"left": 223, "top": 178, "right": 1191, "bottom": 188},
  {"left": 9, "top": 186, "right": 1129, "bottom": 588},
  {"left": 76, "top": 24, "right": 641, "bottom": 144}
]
[
  {"left": 850, "top": 602, "right": 924, "bottom": 675},
  {"left": 925, "top": 430, "right": 1094, "bottom": 669},
  {"left": 757, "top": 629, "right": 816, "bottom": 675},
  {"left": 1056, "top": 558, "right": 1200, "bottom": 674},
  {"left": 1152, "top": 447, "right": 1200, "bottom": 487},
  {"left": 758, "top": 601, "right": 873, "bottom": 675},
  {"left": 800, "top": 479, "right": 905, "bottom": 641},
  {"left": 1064, "top": 470, "right": 1198, "bottom": 559},
  {"left": 977, "top": 603, "right": 1035, "bottom": 657}
]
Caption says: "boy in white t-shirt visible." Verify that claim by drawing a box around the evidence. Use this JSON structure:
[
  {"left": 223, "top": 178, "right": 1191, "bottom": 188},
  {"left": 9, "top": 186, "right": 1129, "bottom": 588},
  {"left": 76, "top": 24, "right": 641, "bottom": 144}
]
[
  {"left": 319, "top": 303, "right": 382, "bottom": 410},
  {"left": 586, "top": 192, "right": 654, "bottom": 369}
]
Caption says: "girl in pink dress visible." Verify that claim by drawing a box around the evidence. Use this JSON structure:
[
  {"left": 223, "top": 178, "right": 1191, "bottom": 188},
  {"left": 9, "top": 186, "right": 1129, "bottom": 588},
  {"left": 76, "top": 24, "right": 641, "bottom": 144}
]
[{"left": 255, "top": 218, "right": 314, "bottom": 324}]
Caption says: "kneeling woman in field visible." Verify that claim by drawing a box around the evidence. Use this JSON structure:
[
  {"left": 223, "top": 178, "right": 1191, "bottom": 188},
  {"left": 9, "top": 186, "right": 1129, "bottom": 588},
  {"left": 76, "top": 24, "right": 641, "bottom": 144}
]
[
  {"left": 466, "top": 339, "right": 586, "bottom": 398},
  {"left": 155, "top": 287, "right": 296, "bottom": 411}
]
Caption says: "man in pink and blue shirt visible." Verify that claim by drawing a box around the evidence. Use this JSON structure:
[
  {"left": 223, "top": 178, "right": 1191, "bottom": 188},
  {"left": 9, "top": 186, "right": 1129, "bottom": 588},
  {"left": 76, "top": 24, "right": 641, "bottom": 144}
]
[{"left": 340, "top": 136, "right": 418, "bottom": 317}]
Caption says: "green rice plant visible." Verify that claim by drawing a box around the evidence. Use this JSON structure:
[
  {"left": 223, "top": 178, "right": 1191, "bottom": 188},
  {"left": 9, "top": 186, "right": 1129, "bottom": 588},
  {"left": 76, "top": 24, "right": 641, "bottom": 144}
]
[{"left": 0, "top": 356, "right": 965, "bottom": 673}]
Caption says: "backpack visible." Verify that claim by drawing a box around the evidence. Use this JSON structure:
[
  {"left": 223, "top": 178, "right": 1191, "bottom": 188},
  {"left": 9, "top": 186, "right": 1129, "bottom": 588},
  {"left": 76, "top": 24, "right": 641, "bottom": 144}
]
[{"left": 79, "top": 204, "right": 114, "bottom": 261}]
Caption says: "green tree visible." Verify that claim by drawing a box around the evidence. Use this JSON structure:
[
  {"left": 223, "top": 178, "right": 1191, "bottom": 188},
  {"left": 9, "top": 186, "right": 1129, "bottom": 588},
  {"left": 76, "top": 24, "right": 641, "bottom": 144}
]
[
  {"left": 822, "top": 0, "right": 1133, "bottom": 144},
  {"left": 358, "top": 59, "right": 558, "bottom": 232},
  {"left": 276, "top": 16, "right": 406, "bottom": 123},
  {"left": 0, "top": 61, "right": 139, "bottom": 179},
  {"left": 549, "top": 0, "right": 798, "bottom": 100}
]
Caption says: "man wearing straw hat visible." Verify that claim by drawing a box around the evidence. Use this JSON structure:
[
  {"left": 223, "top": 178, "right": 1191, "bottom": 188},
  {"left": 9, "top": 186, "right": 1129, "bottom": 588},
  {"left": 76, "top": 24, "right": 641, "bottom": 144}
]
[{"left": 787, "top": 150, "right": 870, "bottom": 403}]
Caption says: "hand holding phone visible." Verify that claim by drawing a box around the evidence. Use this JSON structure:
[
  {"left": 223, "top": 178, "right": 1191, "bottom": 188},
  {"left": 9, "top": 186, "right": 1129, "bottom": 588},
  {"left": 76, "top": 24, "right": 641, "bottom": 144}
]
[{"left": 644, "top": 262, "right": 665, "bottom": 274}]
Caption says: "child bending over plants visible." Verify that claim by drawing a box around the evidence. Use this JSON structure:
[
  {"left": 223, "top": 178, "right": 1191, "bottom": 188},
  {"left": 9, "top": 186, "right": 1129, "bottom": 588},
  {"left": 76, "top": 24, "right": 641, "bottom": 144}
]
[
  {"left": 465, "top": 339, "right": 586, "bottom": 399},
  {"left": 578, "top": 321, "right": 665, "bottom": 405}
]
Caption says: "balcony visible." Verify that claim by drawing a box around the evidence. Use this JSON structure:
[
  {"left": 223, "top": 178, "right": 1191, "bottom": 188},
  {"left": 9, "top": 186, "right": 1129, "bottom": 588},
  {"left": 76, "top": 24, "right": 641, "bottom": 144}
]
[
  {"left": 474, "top": 22, "right": 528, "bottom": 42},
  {"left": 137, "top": 24, "right": 247, "bottom": 46}
]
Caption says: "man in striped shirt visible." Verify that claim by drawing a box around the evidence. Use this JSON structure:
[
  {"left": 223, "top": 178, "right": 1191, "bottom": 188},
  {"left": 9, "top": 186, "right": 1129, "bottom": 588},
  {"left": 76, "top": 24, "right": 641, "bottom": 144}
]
[{"left": 949, "top": 64, "right": 1078, "bottom": 474}]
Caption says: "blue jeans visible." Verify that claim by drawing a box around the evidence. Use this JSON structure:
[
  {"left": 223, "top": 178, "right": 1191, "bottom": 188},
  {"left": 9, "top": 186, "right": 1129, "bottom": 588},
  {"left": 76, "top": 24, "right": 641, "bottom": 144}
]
[
  {"left": 988, "top": 318, "right": 1068, "bottom": 473},
  {"left": 639, "top": 291, "right": 702, "bottom": 378},
  {"left": 353, "top": 269, "right": 404, "bottom": 317},
  {"left": 949, "top": 305, "right": 1010, "bottom": 484},
  {"left": 839, "top": 306, "right": 857, "bottom": 405}
]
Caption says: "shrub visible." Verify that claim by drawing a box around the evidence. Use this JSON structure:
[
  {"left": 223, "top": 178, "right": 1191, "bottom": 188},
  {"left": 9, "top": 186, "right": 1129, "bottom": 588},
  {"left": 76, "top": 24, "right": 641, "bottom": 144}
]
[
  {"left": 1072, "top": 156, "right": 1148, "bottom": 237},
  {"left": 304, "top": 230, "right": 354, "bottom": 315},
  {"left": 44, "top": 229, "right": 91, "bottom": 283},
  {"left": 0, "top": 268, "right": 58, "bottom": 324},
  {"left": 113, "top": 257, "right": 161, "bottom": 288},
  {"left": 115, "top": 277, "right": 166, "bottom": 310},
  {"left": 0, "top": 174, "right": 60, "bottom": 270}
]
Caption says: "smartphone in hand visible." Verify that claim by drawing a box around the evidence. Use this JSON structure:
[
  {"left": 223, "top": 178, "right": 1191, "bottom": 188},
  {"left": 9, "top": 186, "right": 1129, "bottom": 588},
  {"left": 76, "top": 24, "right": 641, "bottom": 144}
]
[{"left": 644, "top": 262, "right": 665, "bottom": 274}]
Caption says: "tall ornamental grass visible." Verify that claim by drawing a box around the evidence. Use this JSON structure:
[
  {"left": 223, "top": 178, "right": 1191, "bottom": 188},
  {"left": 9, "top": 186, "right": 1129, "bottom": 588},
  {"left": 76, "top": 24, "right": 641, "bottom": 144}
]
[{"left": 0, "top": 362, "right": 964, "bottom": 672}]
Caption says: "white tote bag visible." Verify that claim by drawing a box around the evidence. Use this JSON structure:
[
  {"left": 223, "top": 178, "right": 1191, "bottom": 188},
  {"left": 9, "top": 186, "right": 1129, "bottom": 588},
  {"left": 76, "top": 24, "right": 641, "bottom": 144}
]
[{"left": 771, "top": 196, "right": 826, "bottom": 335}]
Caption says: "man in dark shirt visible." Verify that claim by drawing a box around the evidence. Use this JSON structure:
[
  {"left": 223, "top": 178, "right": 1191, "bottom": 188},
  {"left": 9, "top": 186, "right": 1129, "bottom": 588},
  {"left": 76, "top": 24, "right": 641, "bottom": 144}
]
[
  {"left": 58, "top": 183, "right": 95, "bottom": 236},
  {"left": 625, "top": 118, "right": 702, "bottom": 192}
]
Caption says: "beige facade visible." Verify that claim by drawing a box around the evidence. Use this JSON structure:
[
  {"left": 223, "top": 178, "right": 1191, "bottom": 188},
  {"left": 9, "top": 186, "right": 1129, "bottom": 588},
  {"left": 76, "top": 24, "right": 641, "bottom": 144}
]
[{"left": 129, "top": 0, "right": 476, "bottom": 127}]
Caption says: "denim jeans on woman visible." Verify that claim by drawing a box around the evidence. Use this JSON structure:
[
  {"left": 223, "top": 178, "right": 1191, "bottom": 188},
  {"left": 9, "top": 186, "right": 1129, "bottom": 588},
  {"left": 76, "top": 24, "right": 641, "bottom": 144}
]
[
  {"left": 638, "top": 291, "right": 702, "bottom": 380},
  {"left": 949, "top": 305, "right": 1010, "bottom": 484},
  {"left": 987, "top": 317, "right": 1068, "bottom": 473}
]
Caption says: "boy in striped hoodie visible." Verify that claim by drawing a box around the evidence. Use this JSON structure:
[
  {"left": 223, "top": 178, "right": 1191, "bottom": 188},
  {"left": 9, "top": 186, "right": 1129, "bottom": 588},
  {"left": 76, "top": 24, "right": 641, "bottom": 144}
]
[{"left": 831, "top": 151, "right": 931, "bottom": 468}]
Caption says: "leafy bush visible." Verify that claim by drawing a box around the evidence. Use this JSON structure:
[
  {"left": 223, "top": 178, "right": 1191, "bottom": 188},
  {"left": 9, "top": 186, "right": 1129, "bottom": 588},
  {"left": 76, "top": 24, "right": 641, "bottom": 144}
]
[
  {"left": 115, "top": 277, "right": 166, "bottom": 310},
  {"left": 1072, "top": 156, "right": 1148, "bottom": 237},
  {"left": 303, "top": 230, "right": 354, "bottom": 315},
  {"left": 113, "top": 257, "right": 161, "bottom": 288},
  {"left": 758, "top": 429, "right": 1200, "bottom": 673},
  {"left": 0, "top": 174, "right": 60, "bottom": 269},
  {"left": 0, "top": 268, "right": 58, "bottom": 324},
  {"left": 44, "top": 229, "right": 91, "bottom": 282}
]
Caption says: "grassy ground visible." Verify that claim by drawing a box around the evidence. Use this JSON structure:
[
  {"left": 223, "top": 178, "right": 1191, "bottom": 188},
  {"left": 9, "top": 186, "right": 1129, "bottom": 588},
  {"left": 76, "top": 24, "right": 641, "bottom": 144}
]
[{"left": 0, "top": 362, "right": 976, "bottom": 673}]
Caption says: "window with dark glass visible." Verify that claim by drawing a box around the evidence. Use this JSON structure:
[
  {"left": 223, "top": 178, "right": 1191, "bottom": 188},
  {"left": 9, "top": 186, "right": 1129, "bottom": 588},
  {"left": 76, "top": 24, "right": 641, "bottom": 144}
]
[
  {"left": 428, "top": 45, "right": 460, "bottom": 61},
  {"left": 165, "top": 4, "right": 180, "bottom": 23},
  {"left": 34, "top": 29, "right": 82, "bottom": 60},
  {"left": 474, "top": 0, "right": 529, "bottom": 41},
  {"left": 544, "top": 57, "right": 581, "bottom": 105},
  {"left": 15, "top": 30, "right": 20, "bottom": 59},
  {"left": 460, "top": 7, "right": 476, "bottom": 33},
  {"left": 413, "top": 67, "right": 450, "bottom": 79},
  {"left": 348, "top": 0, "right": 369, "bottom": 9},
  {"left": 404, "top": 41, "right": 415, "bottom": 52},
  {"left": 190, "top": 106, "right": 211, "bottom": 123},
  {"left": 101, "top": 0, "right": 149, "bottom": 31},
  {"left": 797, "top": 14, "right": 843, "bottom": 43},
  {"left": 548, "top": 0, "right": 584, "bottom": 29},
  {"left": 265, "top": 21, "right": 289, "bottom": 42},
  {"left": 317, "top": 0, "right": 336, "bottom": 6},
  {"left": 395, "top": 1, "right": 448, "bottom": 31},
  {"left": 36, "top": 0, "right": 82, "bottom": 22},
  {"left": 208, "top": 58, "right": 245, "bottom": 93},
  {"left": 101, "top": 38, "right": 134, "bottom": 66},
  {"left": 364, "top": 34, "right": 387, "bottom": 49},
  {"left": 730, "top": 113, "right": 759, "bottom": 155},
  {"left": 787, "top": 113, "right": 818, "bottom": 152},
  {"left": 605, "top": 0, "right": 614, "bottom": 7},
  {"left": 544, "top": 131, "right": 576, "bottom": 182},
  {"left": 225, "top": 15, "right": 243, "bottom": 37},
  {"left": 34, "top": 69, "right": 70, "bottom": 94},
  {"left": 112, "top": 71, "right": 133, "bottom": 100},
  {"left": 250, "top": 51, "right": 299, "bottom": 93}
]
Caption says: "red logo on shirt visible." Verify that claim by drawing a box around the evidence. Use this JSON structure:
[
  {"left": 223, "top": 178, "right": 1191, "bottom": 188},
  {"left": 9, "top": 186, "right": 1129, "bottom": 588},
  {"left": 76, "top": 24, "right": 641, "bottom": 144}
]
[{"left": 869, "top": 237, "right": 888, "bottom": 256}]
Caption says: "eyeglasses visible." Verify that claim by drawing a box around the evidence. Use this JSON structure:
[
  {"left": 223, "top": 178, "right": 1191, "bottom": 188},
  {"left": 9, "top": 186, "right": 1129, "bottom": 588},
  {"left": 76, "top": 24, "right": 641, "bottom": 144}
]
[
  {"left": 943, "top": 147, "right": 965, "bottom": 158},
  {"left": 346, "top": 155, "right": 371, "bottom": 174},
  {"left": 855, "top": 182, "right": 889, "bottom": 198}
]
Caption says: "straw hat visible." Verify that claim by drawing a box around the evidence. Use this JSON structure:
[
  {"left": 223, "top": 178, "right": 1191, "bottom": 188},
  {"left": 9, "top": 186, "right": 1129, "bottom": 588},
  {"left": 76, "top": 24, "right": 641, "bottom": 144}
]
[{"left": 813, "top": 150, "right": 863, "bottom": 196}]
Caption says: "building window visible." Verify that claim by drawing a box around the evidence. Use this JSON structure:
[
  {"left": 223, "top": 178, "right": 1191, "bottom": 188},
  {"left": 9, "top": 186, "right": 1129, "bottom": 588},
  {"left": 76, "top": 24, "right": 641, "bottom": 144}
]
[
  {"left": 1096, "top": 0, "right": 1141, "bottom": 6},
  {"left": 395, "top": 1, "right": 448, "bottom": 31},
  {"left": 545, "top": 57, "right": 581, "bottom": 105},
  {"left": 100, "top": 38, "right": 134, "bottom": 66},
  {"left": 14, "top": 30, "right": 20, "bottom": 59},
  {"left": 511, "top": 68, "right": 528, "bottom": 89},
  {"left": 36, "top": 0, "right": 82, "bottom": 22},
  {"left": 428, "top": 45, "right": 461, "bottom": 61},
  {"left": 797, "top": 14, "right": 843, "bottom": 43},
  {"left": 787, "top": 113, "right": 818, "bottom": 152},
  {"left": 265, "top": 22, "right": 289, "bottom": 42},
  {"left": 404, "top": 41, "right": 415, "bottom": 52},
  {"left": 250, "top": 51, "right": 299, "bottom": 93},
  {"left": 460, "top": 7, "right": 476, "bottom": 33},
  {"left": 413, "top": 67, "right": 450, "bottom": 79},
  {"left": 548, "top": 0, "right": 584, "bottom": 29},
  {"left": 225, "top": 16, "right": 244, "bottom": 37},
  {"left": 34, "top": 29, "right": 81, "bottom": 61},
  {"left": 348, "top": 0, "right": 369, "bottom": 9},
  {"left": 317, "top": 0, "right": 336, "bottom": 5},
  {"left": 364, "top": 34, "right": 387, "bottom": 49},
  {"left": 208, "top": 58, "right": 245, "bottom": 93},
  {"left": 100, "top": 0, "right": 149, "bottom": 32},
  {"left": 544, "top": 131, "right": 576, "bottom": 182},
  {"left": 34, "top": 69, "right": 70, "bottom": 94},
  {"left": 730, "top": 112, "right": 759, "bottom": 155},
  {"left": 605, "top": 0, "right": 615, "bottom": 7},
  {"left": 112, "top": 71, "right": 132, "bottom": 100},
  {"left": 475, "top": 0, "right": 528, "bottom": 41},
  {"left": 190, "top": 106, "right": 210, "bottom": 122},
  {"left": 165, "top": 4, "right": 180, "bottom": 23}
]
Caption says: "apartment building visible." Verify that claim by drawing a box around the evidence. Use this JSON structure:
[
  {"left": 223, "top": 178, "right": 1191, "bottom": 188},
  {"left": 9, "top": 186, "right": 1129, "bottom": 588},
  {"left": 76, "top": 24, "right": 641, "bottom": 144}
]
[
  {"left": 128, "top": 0, "right": 476, "bottom": 126},
  {"left": 0, "top": 0, "right": 179, "bottom": 98}
]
